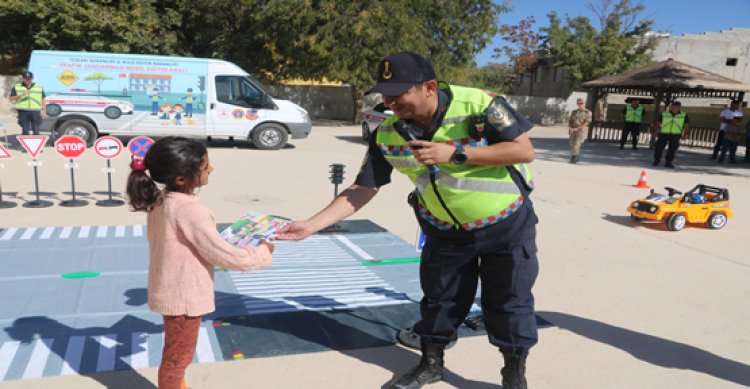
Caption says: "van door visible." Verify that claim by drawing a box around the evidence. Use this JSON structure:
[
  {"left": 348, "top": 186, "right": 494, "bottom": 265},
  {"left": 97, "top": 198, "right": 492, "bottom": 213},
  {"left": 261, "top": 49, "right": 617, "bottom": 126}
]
[{"left": 208, "top": 75, "right": 268, "bottom": 137}]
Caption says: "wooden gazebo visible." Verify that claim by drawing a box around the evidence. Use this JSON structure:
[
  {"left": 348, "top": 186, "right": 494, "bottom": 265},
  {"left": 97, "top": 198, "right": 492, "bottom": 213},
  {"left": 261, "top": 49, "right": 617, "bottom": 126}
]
[{"left": 582, "top": 58, "right": 750, "bottom": 147}]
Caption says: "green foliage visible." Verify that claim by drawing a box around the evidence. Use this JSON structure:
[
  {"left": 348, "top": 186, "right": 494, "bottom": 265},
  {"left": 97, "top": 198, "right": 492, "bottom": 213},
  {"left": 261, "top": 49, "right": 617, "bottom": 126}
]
[
  {"left": 469, "top": 63, "right": 516, "bottom": 93},
  {"left": 0, "top": 0, "right": 182, "bottom": 70},
  {"left": 540, "top": 0, "right": 657, "bottom": 91}
]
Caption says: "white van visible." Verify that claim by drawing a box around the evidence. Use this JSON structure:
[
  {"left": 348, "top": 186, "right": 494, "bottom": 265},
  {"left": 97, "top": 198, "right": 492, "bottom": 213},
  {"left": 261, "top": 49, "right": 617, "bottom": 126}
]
[{"left": 29, "top": 50, "right": 311, "bottom": 149}]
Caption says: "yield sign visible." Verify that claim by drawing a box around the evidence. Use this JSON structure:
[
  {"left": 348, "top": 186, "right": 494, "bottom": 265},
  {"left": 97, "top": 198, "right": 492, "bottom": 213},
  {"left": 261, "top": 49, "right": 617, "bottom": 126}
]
[
  {"left": 18, "top": 135, "right": 49, "bottom": 158},
  {"left": 0, "top": 144, "right": 11, "bottom": 159}
]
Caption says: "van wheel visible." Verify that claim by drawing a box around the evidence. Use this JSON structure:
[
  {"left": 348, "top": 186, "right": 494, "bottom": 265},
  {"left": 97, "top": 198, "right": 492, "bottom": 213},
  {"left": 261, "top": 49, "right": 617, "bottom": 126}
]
[
  {"left": 57, "top": 119, "right": 98, "bottom": 146},
  {"left": 706, "top": 212, "right": 727, "bottom": 229},
  {"left": 251, "top": 123, "right": 288, "bottom": 150},
  {"left": 46, "top": 104, "right": 62, "bottom": 117},
  {"left": 104, "top": 106, "right": 122, "bottom": 120},
  {"left": 667, "top": 213, "right": 686, "bottom": 231}
]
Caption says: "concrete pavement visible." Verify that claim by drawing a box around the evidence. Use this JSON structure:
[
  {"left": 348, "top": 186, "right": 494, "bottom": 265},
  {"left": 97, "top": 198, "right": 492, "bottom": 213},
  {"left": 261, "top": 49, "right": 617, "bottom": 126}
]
[{"left": 1, "top": 115, "right": 749, "bottom": 388}]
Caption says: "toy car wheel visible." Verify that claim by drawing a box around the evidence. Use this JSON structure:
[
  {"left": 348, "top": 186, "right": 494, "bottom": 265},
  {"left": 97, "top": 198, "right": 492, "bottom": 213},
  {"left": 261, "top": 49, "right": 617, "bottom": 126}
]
[
  {"left": 46, "top": 104, "right": 62, "bottom": 117},
  {"left": 706, "top": 212, "right": 727, "bottom": 229},
  {"left": 361, "top": 121, "right": 370, "bottom": 142},
  {"left": 630, "top": 214, "right": 643, "bottom": 222},
  {"left": 667, "top": 213, "right": 686, "bottom": 231},
  {"left": 104, "top": 106, "right": 122, "bottom": 120}
]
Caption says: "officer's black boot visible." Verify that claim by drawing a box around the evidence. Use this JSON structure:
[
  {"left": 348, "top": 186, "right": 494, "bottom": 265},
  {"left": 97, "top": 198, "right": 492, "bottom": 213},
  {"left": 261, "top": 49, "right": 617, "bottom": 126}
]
[
  {"left": 501, "top": 354, "right": 528, "bottom": 389},
  {"left": 388, "top": 339, "right": 445, "bottom": 389}
]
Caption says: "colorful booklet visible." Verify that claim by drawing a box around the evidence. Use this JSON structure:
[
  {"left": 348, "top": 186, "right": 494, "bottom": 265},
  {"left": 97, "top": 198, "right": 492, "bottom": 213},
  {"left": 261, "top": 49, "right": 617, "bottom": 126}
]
[{"left": 220, "top": 211, "right": 291, "bottom": 247}]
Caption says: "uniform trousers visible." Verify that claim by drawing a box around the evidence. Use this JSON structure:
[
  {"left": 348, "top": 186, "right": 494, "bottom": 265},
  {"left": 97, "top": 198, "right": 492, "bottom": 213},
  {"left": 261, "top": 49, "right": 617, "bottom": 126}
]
[
  {"left": 414, "top": 229, "right": 539, "bottom": 357},
  {"left": 17, "top": 110, "right": 42, "bottom": 135},
  {"left": 620, "top": 122, "right": 641, "bottom": 148},
  {"left": 712, "top": 130, "right": 726, "bottom": 158},
  {"left": 653, "top": 133, "right": 682, "bottom": 163},
  {"left": 569, "top": 129, "right": 586, "bottom": 156}
]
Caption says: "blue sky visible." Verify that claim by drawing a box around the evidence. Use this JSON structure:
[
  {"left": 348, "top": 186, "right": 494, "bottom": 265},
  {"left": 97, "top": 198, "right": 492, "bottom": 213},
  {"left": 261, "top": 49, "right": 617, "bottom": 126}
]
[{"left": 477, "top": 0, "right": 750, "bottom": 66}]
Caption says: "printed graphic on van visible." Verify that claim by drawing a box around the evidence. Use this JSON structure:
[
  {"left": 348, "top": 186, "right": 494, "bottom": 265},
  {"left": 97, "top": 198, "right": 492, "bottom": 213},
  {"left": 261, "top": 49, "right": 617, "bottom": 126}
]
[{"left": 30, "top": 51, "right": 312, "bottom": 149}]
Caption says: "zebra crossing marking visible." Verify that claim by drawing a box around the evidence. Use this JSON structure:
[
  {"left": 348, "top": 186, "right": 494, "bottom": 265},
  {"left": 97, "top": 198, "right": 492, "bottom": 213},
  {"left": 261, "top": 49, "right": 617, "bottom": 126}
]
[
  {"left": 0, "top": 341, "right": 20, "bottom": 380},
  {"left": 77, "top": 226, "right": 91, "bottom": 239},
  {"left": 0, "top": 228, "right": 17, "bottom": 240},
  {"left": 39, "top": 227, "right": 55, "bottom": 240},
  {"left": 129, "top": 332, "right": 149, "bottom": 369},
  {"left": 20, "top": 227, "right": 37, "bottom": 240},
  {"left": 60, "top": 336, "right": 85, "bottom": 376},
  {"left": 22, "top": 338, "right": 53, "bottom": 379}
]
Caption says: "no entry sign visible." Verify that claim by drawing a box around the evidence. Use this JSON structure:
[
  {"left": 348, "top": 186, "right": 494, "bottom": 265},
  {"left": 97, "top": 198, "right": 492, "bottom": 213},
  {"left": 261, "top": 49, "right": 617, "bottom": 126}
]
[
  {"left": 54, "top": 135, "right": 87, "bottom": 158},
  {"left": 94, "top": 137, "right": 123, "bottom": 159}
]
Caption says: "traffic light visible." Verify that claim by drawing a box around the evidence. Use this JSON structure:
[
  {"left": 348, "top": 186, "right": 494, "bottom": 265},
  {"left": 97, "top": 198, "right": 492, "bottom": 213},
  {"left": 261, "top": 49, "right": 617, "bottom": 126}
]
[
  {"left": 197, "top": 76, "right": 205, "bottom": 91},
  {"left": 329, "top": 163, "right": 345, "bottom": 184},
  {"left": 329, "top": 163, "right": 345, "bottom": 197}
]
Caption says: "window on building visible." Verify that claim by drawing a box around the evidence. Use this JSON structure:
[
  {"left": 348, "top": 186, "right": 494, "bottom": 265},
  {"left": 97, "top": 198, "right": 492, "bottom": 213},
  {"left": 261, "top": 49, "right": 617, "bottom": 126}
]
[{"left": 726, "top": 58, "right": 738, "bottom": 66}]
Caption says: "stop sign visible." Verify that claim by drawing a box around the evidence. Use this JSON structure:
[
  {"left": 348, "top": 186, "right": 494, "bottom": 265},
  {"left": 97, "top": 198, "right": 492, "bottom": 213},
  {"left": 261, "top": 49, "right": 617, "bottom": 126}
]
[{"left": 54, "top": 135, "right": 87, "bottom": 158}]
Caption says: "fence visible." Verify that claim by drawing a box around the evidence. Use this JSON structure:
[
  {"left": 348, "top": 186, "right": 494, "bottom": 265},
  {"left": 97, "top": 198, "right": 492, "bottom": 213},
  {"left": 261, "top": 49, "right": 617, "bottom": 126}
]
[{"left": 589, "top": 121, "right": 719, "bottom": 148}]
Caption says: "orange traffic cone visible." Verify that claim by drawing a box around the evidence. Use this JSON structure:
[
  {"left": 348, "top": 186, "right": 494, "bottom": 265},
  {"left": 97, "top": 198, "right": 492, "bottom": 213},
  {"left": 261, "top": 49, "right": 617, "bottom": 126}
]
[{"left": 634, "top": 170, "right": 650, "bottom": 188}]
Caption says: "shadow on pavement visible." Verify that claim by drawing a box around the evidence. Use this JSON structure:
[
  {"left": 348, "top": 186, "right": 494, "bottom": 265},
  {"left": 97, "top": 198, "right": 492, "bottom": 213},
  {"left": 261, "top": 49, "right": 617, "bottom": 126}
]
[{"left": 538, "top": 311, "right": 750, "bottom": 387}]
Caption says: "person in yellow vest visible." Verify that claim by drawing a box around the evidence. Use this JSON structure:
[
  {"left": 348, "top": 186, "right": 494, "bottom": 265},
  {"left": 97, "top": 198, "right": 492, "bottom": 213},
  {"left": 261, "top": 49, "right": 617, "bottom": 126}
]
[
  {"left": 620, "top": 98, "right": 645, "bottom": 150},
  {"left": 276, "top": 52, "right": 539, "bottom": 389},
  {"left": 8, "top": 71, "right": 46, "bottom": 136},
  {"left": 653, "top": 101, "right": 690, "bottom": 168}
]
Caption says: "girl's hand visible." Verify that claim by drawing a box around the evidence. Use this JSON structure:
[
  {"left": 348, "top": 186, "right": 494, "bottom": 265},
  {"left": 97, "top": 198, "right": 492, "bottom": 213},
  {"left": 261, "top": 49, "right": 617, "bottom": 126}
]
[{"left": 260, "top": 239, "right": 275, "bottom": 253}]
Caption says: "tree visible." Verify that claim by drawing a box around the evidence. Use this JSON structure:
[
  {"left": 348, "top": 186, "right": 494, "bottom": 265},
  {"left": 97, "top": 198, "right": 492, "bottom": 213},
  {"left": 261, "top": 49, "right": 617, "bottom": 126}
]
[
  {"left": 85, "top": 72, "right": 113, "bottom": 94},
  {"left": 469, "top": 63, "right": 516, "bottom": 93},
  {"left": 540, "top": 0, "right": 657, "bottom": 91},
  {"left": 0, "top": 0, "right": 183, "bottom": 71},
  {"left": 495, "top": 16, "right": 541, "bottom": 76}
]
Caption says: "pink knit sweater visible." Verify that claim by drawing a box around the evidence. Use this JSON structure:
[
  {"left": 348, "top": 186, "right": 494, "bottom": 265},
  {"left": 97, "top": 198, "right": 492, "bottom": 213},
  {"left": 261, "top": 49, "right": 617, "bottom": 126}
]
[{"left": 146, "top": 192, "right": 272, "bottom": 316}]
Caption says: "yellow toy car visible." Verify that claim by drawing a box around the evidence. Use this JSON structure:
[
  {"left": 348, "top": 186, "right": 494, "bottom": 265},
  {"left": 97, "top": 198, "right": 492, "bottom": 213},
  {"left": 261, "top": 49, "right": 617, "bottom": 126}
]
[{"left": 627, "top": 184, "right": 733, "bottom": 231}]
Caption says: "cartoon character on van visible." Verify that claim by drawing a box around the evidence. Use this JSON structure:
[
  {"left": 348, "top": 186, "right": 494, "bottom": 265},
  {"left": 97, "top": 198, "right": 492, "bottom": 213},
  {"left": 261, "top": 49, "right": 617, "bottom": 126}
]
[
  {"left": 173, "top": 104, "right": 184, "bottom": 126},
  {"left": 180, "top": 88, "right": 194, "bottom": 117}
]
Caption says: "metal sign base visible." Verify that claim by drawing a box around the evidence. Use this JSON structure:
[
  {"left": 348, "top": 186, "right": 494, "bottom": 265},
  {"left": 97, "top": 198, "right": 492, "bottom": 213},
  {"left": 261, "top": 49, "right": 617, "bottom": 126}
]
[
  {"left": 96, "top": 199, "right": 125, "bottom": 207},
  {"left": 60, "top": 199, "right": 89, "bottom": 207},
  {"left": 23, "top": 199, "right": 54, "bottom": 208},
  {"left": 0, "top": 201, "right": 17, "bottom": 209}
]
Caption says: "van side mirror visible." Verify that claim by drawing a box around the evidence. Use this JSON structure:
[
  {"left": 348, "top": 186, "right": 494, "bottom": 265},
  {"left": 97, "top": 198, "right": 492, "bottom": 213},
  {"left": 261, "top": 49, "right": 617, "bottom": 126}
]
[{"left": 261, "top": 94, "right": 277, "bottom": 109}]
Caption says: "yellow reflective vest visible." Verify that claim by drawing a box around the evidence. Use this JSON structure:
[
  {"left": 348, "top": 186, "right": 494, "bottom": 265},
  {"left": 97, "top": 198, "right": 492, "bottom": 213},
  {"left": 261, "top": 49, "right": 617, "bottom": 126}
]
[
  {"left": 13, "top": 83, "right": 44, "bottom": 110},
  {"left": 376, "top": 84, "right": 533, "bottom": 231},
  {"left": 660, "top": 111, "right": 687, "bottom": 134},
  {"left": 625, "top": 105, "right": 644, "bottom": 123}
]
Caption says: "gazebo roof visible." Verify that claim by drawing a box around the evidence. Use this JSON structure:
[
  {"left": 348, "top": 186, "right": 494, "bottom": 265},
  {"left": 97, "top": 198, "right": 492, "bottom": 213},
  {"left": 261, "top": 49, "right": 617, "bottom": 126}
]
[{"left": 582, "top": 58, "right": 750, "bottom": 93}]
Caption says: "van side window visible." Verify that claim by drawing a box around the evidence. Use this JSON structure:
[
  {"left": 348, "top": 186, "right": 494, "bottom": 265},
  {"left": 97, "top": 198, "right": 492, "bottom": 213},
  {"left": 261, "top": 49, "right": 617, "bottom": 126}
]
[{"left": 215, "top": 76, "right": 264, "bottom": 108}]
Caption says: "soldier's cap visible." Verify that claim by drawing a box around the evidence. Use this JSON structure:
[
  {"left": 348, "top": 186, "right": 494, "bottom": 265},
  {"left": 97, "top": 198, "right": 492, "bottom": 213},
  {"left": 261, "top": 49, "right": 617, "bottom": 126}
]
[
  {"left": 366, "top": 51, "right": 436, "bottom": 96},
  {"left": 21, "top": 71, "right": 33, "bottom": 78},
  {"left": 670, "top": 100, "right": 681, "bottom": 106}
]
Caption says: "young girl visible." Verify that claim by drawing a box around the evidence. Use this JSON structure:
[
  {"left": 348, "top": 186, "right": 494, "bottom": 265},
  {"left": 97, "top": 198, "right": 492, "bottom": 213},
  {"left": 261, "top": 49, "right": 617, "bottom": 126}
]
[{"left": 126, "top": 136, "right": 273, "bottom": 389}]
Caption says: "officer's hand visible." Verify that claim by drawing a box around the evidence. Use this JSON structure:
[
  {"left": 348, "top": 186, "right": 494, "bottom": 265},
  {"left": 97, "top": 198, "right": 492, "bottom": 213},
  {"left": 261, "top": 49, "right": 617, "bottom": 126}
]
[
  {"left": 408, "top": 140, "right": 454, "bottom": 165},
  {"left": 275, "top": 221, "right": 315, "bottom": 241}
]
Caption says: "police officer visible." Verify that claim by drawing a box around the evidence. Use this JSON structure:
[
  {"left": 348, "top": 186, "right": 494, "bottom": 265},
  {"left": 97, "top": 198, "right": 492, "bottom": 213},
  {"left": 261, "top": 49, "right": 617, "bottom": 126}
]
[
  {"left": 9, "top": 71, "right": 46, "bottom": 136},
  {"left": 277, "top": 51, "right": 540, "bottom": 389},
  {"left": 653, "top": 101, "right": 690, "bottom": 168},
  {"left": 621, "top": 98, "right": 644, "bottom": 150}
]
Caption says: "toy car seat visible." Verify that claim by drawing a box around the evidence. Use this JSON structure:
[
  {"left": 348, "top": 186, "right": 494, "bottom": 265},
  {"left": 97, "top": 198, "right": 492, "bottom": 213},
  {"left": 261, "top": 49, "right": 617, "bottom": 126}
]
[{"left": 689, "top": 193, "right": 706, "bottom": 204}]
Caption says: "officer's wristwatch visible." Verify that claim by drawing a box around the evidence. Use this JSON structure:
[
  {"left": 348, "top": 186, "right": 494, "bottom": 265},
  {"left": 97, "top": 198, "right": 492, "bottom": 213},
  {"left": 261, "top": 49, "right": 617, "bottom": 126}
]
[{"left": 451, "top": 143, "right": 468, "bottom": 165}]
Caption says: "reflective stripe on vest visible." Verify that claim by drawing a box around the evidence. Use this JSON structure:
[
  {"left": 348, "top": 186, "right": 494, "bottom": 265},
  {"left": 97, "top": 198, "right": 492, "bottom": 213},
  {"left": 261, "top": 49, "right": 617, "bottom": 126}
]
[
  {"left": 376, "top": 84, "right": 533, "bottom": 231},
  {"left": 625, "top": 105, "right": 643, "bottom": 123},
  {"left": 14, "top": 83, "right": 43, "bottom": 110},
  {"left": 660, "top": 111, "right": 686, "bottom": 134}
]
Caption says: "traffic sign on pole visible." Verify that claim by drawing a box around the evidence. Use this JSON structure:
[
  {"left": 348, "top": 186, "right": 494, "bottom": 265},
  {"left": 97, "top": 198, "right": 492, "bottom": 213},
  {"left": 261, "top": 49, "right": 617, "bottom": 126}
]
[
  {"left": 18, "top": 135, "right": 48, "bottom": 158},
  {"left": 94, "top": 137, "right": 123, "bottom": 159},
  {"left": 127, "top": 137, "right": 154, "bottom": 158},
  {"left": 54, "top": 135, "right": 87, "bottom": 158},
  {"left": 0, "top": 144, "right": 11, "bottom": 159}
]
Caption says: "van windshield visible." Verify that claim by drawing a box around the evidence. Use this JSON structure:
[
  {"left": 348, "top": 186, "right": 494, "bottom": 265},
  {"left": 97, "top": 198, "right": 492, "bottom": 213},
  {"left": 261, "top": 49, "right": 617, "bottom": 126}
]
[{"left": 215, "top": 75, "right": 271, "bottom": 108}]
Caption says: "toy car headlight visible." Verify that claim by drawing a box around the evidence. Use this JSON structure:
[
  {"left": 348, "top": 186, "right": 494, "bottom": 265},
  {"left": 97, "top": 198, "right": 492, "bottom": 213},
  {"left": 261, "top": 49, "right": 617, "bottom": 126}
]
[
  {"left": 633, "top": 201, "right": 639, "bottom": 208},
  {"left": 650, "top": 206, "right": 657, "bottom": 212}
]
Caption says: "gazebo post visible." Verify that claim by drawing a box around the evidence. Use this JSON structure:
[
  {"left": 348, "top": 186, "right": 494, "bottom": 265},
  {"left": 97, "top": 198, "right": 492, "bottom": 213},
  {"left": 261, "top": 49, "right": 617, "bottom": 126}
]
[
  {"left": 650, "top": 90, "right": 664, "bottom": 149},
  {"left": 586, "top": 88, "right": 599, "bottom": 139}
]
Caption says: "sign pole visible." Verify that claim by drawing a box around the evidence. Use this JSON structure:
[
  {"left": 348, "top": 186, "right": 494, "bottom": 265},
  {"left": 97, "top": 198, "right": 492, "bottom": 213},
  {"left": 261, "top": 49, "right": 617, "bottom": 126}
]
[
  {"left": 24, "top": 157, "right": 53, "bottom": 208},
  {"left": 60, "top": 157, "right": 87, "bottom": 207},
  {"left": 94, "top": 136, "right": 125, "bottom": 207}
]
